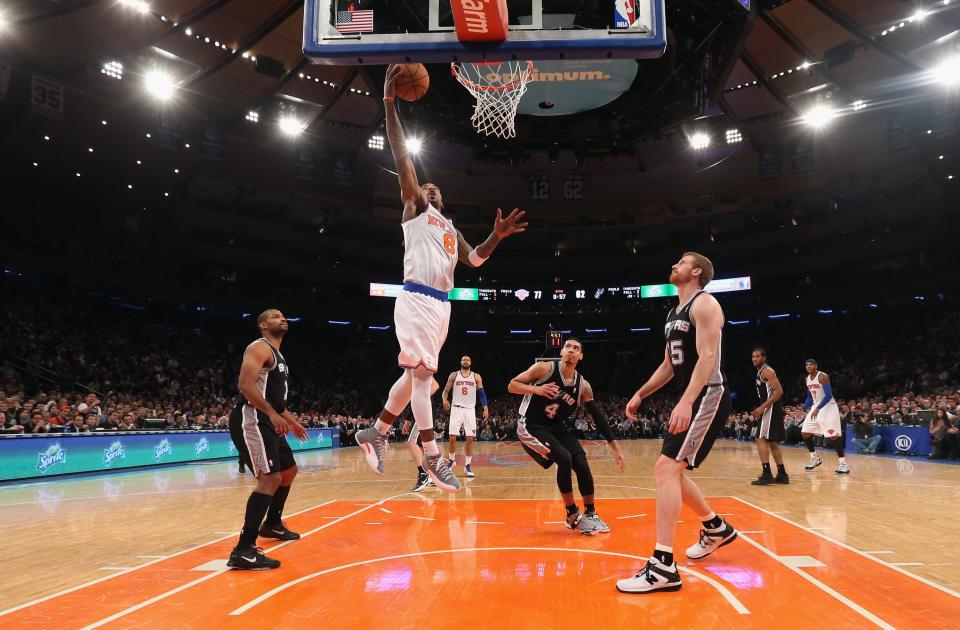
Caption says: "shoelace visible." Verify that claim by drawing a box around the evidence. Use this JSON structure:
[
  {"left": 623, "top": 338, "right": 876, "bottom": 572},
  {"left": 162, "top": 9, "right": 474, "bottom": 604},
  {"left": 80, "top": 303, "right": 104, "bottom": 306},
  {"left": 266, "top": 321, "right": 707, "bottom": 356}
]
[{"left": 634, "top": 562, "right": 659, "bottom": 585}]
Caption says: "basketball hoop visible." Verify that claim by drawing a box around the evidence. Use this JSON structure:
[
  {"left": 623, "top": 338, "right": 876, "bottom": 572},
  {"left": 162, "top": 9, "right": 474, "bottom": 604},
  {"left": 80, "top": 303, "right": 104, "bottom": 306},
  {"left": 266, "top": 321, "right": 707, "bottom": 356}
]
[{"left": 451, "top": 60, "right": 533, "bottom": 139}]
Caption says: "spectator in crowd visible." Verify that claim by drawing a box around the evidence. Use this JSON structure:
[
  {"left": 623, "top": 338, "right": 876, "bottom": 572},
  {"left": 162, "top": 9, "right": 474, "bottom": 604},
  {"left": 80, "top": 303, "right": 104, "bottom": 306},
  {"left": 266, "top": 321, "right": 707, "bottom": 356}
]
[
  {"left": 928, "top": 408, "right": 950, "bottom": 459},
  {"left": 64, "top": 414, "right": 90, "bottom": 434},
  {"left": 852, "top": 414, "right": 881, "bottom": 453}
]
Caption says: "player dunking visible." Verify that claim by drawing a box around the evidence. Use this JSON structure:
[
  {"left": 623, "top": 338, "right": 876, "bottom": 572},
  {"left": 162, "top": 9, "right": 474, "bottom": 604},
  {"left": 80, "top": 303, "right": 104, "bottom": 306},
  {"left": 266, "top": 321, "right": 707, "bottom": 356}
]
[
  {"left": 226, "top": 309, "right": 308, "bottom": 570},
  {"left": 750, "top": 348, "right": 789, "bottom": 485},
  {"left": 441, "top": 355, "right": 488, "bottom": 477},
  {"left": 618, "top": 253, "right": 737, "bottom": 594},
  {"left": 355, "top": 65, "right": 527, "bottom": 492},
  {"left": 509, "top": 338, "right": 626, "bottom": 535},
  {"left": 801, "top": 359, "right": 850, "bottom": 474}
]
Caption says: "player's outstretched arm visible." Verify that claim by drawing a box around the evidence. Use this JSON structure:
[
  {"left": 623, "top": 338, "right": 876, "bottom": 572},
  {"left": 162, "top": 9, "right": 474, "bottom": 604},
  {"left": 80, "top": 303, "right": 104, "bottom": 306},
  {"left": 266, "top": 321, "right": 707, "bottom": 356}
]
[
  {"left": 383, "top": 65, "right": 422, "bottom": 222},
  {"left": 457, "top": 208, "right": 528, "bottom": 267}
]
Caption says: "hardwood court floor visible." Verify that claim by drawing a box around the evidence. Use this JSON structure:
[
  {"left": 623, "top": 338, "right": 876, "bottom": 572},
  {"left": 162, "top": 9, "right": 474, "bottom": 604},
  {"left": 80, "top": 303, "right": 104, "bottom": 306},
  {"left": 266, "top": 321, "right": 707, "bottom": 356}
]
[{"left": 1, "top": 439, "right": 959, "bottom": 628}]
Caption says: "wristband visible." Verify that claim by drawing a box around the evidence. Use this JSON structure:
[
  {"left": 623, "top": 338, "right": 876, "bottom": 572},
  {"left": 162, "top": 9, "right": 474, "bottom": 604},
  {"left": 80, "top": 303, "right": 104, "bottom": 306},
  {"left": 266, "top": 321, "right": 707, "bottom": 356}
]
[{"left": 468, "top": 249, "right": 488, "bottom": 267}]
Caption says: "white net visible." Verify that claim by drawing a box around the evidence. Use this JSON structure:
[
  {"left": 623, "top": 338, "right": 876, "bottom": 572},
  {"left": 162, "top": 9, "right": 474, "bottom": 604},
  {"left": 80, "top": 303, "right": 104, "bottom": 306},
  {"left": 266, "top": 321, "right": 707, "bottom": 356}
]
[{"left": 451, "top": 60, "right": 533, "bottom": 139}]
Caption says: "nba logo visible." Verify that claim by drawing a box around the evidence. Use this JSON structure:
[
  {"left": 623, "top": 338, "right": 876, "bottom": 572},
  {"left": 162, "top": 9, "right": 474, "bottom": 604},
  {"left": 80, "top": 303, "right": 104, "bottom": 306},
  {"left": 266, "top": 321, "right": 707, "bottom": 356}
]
[{"left": 613, "top": 0, "right": 636, "bottom": 29}]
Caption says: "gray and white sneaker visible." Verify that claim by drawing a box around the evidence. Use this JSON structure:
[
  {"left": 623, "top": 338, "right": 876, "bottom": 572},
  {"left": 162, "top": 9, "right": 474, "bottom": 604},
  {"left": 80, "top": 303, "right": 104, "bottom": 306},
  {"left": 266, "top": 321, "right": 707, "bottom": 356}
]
[
  {"left": 835, "top": 462, "right": 851, "bottom": 475},
  {"left": 565, "top": 511, "right": 603, "bottom": 536},
  {"left": 423, "top": 452, "right": 461, "bottom": 493},
  {"left": 804, "top": 454, "right": 822, "bottom": 471},
  {"left": 355, "top": 427, "right": 387, "bottom": 475},
  {"left": 583, "top": 513, "right": 611, "bottom": 534}
]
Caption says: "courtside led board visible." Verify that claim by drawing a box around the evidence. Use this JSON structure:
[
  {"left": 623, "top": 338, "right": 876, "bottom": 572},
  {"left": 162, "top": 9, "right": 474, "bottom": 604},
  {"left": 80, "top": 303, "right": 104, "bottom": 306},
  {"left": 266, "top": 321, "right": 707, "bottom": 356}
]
[{"left": 305, "top": 0, "right": 666, "bottom": 64}]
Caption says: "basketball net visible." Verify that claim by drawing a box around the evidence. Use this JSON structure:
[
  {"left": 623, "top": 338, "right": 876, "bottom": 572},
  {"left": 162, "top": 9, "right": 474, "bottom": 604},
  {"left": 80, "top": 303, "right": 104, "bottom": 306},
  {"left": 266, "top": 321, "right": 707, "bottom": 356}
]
[{"left": 451, "top": 60, "right": 533, "bottom": 139}]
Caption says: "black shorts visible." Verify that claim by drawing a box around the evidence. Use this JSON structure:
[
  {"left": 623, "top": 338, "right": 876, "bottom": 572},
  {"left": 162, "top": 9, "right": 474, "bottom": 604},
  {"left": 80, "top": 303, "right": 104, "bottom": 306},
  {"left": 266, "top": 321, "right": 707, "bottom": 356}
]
[
  {"left": 518, "top": 420, "right": 585, "bottom": 469},
  {"left": 661, "top": 385, "right": 731, "bottom": 470},
  {"left": 229, "top": 404, "right": 296, "bottom": 476},
  {"left": 758, "top": 405, "right": 785, "bottom": 442}
]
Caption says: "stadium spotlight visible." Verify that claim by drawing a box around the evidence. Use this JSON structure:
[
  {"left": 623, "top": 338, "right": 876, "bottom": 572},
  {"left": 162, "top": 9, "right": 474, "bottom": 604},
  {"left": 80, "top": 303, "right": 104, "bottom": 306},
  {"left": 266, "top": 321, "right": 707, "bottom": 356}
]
[
  {"left": 278, "top": 115, "right": 305, "bottom": 136},
  {"left": 120, "top": 0, "right": 151, "bottom": 14},
  {"left": 910, "top": 8, "right": 929, "bottom": 22},
  {"left": 368, "top": 134, "right": 385, "bottom": 150},
  {"left": 689, "top": 131, "right": 711, "bottom": 150},
  {"left": 406, "top": 137, "right": 423, "bottom": 154},
  {"left": 852, "top": 99, "right": 867, "bottom": 111},
  {"left": 101, "top": 61, "right": 124, "bottom": 80},
  {"left": 144, "top": 70, "right": 175, "bottom": 100},
  {"left": 725, "top": 128, "right": 742, "bottom": 144},
  {"left": 930, "top": 55, "right": 960, "bottom": 87},
  {"left": 802, "top": 104, "right": 837, "bottom": 128},
  {"left": 245, "top": 110, "right": 259, "bottom": 123},
  {"left": 0, "top": 11, "right": 8, "bottom": 29}
]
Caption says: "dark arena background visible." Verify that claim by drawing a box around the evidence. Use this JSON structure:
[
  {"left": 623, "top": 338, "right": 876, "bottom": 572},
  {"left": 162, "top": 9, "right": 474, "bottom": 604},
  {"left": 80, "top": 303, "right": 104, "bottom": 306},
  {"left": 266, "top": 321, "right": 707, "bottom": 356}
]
[{"left": 1, "top": 0, "right": 959, "bottom": 627}]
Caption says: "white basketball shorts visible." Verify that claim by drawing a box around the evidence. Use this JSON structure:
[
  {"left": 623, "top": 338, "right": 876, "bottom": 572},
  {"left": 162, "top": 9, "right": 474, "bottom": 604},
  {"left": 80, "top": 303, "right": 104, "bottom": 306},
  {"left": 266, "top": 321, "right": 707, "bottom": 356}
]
[
  {"left": 394, "top": 289, "right": 451, "bottom": 373},
  {"left": 801, "top": 403, "right": 842, "bottom": 438},
  {"left": 449, "top": 406, "right": 477, "bottom": 437}
]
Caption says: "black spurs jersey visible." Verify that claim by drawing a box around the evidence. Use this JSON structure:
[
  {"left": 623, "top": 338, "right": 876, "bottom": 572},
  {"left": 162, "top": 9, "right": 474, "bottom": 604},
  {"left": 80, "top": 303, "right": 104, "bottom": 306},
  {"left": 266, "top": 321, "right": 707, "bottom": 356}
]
[
  {"left": 238, "top": 338, "right": 289, "bottom": 413},
  {"left": 519, "top": 361, "right": 582, "bottom": 429},
  {"left": 664, "top": 290, "right": 725, "bottom": 393},
  {"left": 755, "top": 364, "right": 783, "bottom": 412}
]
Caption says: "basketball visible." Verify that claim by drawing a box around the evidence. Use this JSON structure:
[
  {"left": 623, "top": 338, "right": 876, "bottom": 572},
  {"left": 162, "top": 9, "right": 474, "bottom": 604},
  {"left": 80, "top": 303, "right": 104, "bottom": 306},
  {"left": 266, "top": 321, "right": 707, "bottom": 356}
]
[{"left": 394, "top": 63, "right": 429, "bottom": 101}]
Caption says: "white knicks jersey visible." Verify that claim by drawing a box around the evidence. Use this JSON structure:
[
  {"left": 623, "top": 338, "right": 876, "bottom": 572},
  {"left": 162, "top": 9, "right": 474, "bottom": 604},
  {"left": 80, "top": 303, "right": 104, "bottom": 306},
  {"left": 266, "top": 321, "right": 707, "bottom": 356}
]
[
  {"left": 452, "top": 371, "right": 477, "bottom": 408},
  {"left": 806, "top": 371, "right": 837, "bottom": 408},
  {"left": 402, "top": 204, "right": 458, "bottom": 292}
]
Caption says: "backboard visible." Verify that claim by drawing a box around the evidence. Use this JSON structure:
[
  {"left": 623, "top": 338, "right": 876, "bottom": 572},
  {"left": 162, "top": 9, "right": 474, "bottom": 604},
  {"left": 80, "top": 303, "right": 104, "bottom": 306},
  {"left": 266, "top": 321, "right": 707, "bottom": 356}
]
[{"left": 304, "top": 0, "right": 666, "bottom": 65}]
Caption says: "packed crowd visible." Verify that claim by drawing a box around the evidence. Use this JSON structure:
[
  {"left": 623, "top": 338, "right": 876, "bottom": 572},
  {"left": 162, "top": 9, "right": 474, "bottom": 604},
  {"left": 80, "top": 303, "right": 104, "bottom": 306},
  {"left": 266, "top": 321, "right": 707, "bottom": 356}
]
[{"left": 3, "top": 290, "right": 959, "bottom": 459}]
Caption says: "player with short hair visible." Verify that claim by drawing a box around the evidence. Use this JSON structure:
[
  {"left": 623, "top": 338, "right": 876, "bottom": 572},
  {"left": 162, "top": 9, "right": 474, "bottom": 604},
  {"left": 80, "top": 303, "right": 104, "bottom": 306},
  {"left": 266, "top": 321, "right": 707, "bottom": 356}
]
[
  {"left": 617, "top": 252, "right": 738, "bottom": 594},
  {"left": 226, "top": 309, "right": 309, "bottom": 571},
  {"left": 750, "top": 348, "right": 789, "bottom": 485},
  {"left": 355, "top": 65, "right": 527, "bottom": 493},
  {"left": 441, "top": 355, "right": 488, "bottom": 477},
  {"left": 509, "top": 338, "right": 626, "bottom": 535},
  {"left": 801, "top": 359, "right": 849, "bottom": 474}
]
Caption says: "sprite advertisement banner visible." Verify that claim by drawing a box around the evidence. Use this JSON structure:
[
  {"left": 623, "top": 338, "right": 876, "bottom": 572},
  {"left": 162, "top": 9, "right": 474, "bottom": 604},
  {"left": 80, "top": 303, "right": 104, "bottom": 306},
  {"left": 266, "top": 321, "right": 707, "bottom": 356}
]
[{"left": 0, "top": 429, "right": 338, "bottom": 482}]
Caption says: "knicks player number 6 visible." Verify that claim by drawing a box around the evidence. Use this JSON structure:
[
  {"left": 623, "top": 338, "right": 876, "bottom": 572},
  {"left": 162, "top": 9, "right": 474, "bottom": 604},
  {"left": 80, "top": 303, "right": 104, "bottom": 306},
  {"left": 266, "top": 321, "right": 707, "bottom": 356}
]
[
  {"left": 443, "top": 233, "right": 456, "bottom": 255},
  {"left": 461, "top": 387, "right": 469, "bottom": 396},
  {"left": 669, "top": 340, "right": 684, "bottom": 366}
]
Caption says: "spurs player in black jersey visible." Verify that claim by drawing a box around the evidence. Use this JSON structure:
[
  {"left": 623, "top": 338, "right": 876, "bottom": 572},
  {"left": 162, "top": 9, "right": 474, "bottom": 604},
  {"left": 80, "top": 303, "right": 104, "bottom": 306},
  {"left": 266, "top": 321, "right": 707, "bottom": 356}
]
[
  {"left": 226, "top": 309, "right": 308, "bottom": 570},
  {"left": 750, "top": 348, "right": 789, "bottom": 485},
  {"left": 618, "top": 253, "right": 737, "bottom": 594},
  {"left": 509, "top": 338, "right": 626, "bottom": 535}
]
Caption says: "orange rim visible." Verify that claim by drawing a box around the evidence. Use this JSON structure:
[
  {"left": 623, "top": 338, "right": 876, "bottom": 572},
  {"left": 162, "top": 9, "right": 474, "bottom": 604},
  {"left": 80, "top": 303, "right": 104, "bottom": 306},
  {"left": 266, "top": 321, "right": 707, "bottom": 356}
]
[{"left": 451, "top": 60, "right": 533, "bottom": 93}]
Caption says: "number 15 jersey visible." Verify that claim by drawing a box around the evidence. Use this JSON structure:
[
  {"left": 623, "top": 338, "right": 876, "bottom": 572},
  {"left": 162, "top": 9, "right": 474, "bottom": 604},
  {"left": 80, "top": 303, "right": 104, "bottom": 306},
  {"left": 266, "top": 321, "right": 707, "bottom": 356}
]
[
  {"left": 664, "top": 290, "right": 725, "bottom": 393},
  {"left": 518, "top": 361, "right": 582, "bottom": 430}
]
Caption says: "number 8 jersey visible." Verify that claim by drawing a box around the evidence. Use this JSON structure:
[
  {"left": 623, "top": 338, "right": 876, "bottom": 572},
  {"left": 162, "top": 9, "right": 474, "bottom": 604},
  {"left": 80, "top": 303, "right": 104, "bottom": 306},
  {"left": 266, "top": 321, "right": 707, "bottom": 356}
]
[
  {"left": 518, "top": 361, "right": 582, "bottom": 429},
  {"left": 402, "top": 203, "right": 458, "bottom": 292},
  {"left": 664, "top": 290, "right": 725, "bottom": 393}
]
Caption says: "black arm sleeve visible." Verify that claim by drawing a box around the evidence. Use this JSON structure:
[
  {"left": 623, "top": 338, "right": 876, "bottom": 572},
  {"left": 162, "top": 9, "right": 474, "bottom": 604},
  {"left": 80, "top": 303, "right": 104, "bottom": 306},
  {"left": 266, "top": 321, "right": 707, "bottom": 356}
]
[{"left": 585, "top": 400, "right": 615, "bottom": 442}]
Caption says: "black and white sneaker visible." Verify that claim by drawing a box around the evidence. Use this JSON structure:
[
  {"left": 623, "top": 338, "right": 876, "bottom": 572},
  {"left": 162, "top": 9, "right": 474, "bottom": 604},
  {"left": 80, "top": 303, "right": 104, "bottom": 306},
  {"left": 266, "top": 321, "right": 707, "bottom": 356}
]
[
  {"left": 685, "top": 521, "right": 738, "bottom": 560},
  {"left": 258, "top": 521, "right": 300, "bottom": 541},
  {"left": 616, "top": 557, "right": 681, "bottom": 594},
  {"left": 751, "top": 472, "right": 775, "bottom": 486},
  {"left": 411, "top": 472, "right": 431, "bottom": 492},
  {"left": 227, "top": 545, "right": 281, "bottom": 570}
]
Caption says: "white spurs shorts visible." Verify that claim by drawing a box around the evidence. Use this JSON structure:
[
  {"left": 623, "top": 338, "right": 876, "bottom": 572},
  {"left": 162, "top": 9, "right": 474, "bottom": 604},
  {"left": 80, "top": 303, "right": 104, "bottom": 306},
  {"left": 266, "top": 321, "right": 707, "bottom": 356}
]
[
  {"left": 801, "top": 403, "right": 842, "bottom": 438},
  {"left": 394, "top": 289, "right": 451, "bottom": 373},
  {"left": 448, "top": 406, "right": 477, "bottom": 437}
]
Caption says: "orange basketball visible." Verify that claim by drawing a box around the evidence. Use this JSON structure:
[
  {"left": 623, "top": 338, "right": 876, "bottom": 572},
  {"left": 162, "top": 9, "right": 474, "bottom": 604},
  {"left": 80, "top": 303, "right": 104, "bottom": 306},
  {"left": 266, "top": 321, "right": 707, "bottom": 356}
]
[{"left": 394, "top": 63, "right": 430, "bottom": 101}]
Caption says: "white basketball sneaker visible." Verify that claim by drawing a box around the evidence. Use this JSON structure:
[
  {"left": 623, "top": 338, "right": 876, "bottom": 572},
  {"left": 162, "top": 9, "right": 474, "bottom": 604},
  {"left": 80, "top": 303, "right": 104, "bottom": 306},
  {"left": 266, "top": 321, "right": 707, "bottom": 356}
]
[
  {"left": 685, "top": 521, "right": 738, "bottom": 560},
  {"left": 616, "top": 557, "right": 681, "bottom": 594},
  {"left": 804, "top": 454, "right": 823, "bottom": 471}
]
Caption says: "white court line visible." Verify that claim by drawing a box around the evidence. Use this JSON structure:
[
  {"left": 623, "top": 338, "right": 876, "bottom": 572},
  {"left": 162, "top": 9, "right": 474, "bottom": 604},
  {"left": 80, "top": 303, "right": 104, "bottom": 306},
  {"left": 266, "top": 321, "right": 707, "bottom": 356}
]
[
  {"left": 137, "top": 556, "right": 168, "bottom": 560},
  {"left": 406, "top": 516, "right": 435, "bottom": 521},
  {"left": 807, "top": 527, "right": 832, "bottom": 530},
  {"left": 98, "top": 567, "right": 137, "bottom": 571},
  {"left": 211, "top": 531, "right": 236, "bottom": 535},
  {"left": 229, "top": 547, "right": 750, "bottom": 616},
  {"left": 321, "top": 515, "right": 348, "bottom": 519},
  {"left": 464, "top": 521, "right": 504, "bottom": 525},
  {"left": 738, "top": 534, "right": 894, "bottom": 629},
  {"left": 732, "top": 496, "right": 960, "bottom": 600},
  {"left": 738, "top": 530, "right": 765, "bottom": 534},
  {"left": 616, "top": 514, "right": 647, "bottom": 520},
  {"left": 891, "top": 562, "right": 925, "bottom": 567},
  {"left": 364, "top": 522, "right": 383, "bottom": 525},
  {"left": 864, "top": 551, "right": 894, "bottom": 555},
  {"left": 379, "top": 507, "right": 393, "bottom": 514},
  {"left": 543, "top": 521, "right": 564, "bottom": 525},
  {"left": 78, "top": 494, "right": 410, "bottom": 630},
  {"left": 0, "top": 499, "right": 337, "bottom": 618}
]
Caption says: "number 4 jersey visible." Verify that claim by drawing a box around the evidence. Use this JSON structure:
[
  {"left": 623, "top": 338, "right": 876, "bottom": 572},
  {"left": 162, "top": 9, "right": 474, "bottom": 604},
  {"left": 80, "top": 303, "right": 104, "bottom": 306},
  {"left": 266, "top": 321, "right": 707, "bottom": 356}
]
[
  {"left": 518, "top": 361, "right": 582, "bottom": 429},
  {"left": 664, "top": 290, "right": 725, "bottom": 393}
]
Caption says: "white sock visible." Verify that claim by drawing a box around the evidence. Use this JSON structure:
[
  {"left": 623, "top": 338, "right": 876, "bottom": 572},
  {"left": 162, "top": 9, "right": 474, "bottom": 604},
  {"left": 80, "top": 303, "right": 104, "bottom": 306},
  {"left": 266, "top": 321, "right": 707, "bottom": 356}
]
[
  {"left": 374, "top": 419, "right": 391, "bottom": 435},
  {"left": 465, "top": 456, "right": 472, "bottom": 465},
  {"left": 838, "top": 456, "right": 847, "bottom": 465},
  {"left": 422, "top": 440, "right": 440, "bottom": 456}
]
